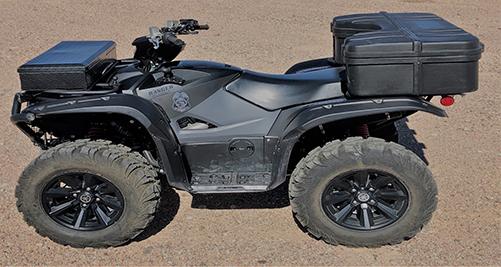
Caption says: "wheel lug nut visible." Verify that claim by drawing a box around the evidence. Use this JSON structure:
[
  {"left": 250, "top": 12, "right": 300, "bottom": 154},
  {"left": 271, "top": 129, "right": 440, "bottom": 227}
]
[
  {"left": 369, "top": 188, "right": 375, "bottom": 192},
  {"left": 353, "top": 200, "right": 358, "bottom": 205},
  {"left": 72, "top": 193, "right": 77, "bottom": 197},
  {"left": 369, "top": 200, "right": 376, "bottom": 205},
  {"left": 351, "top": 189, "right": 357, "bottom": 193},
  {"left": 82, "top": 203, "right": 87, "bottom": 207},
  {"left": 86, "top": 187, "right": 91, "bottom": 191},
  {"left": 96, "top": 198, "right": 100, "bottom": 202}
]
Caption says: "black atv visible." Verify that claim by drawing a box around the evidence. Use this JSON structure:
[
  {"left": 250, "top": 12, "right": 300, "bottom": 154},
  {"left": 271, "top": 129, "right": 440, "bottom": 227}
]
[{"left": 12, "top": 13, "right": 482, "bottom": 248}]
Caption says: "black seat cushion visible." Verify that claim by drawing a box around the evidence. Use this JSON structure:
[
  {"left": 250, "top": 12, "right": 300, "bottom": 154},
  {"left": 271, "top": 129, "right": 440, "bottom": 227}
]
[{"left": 226, "top": 67, "right": 344, "bottom": 110}]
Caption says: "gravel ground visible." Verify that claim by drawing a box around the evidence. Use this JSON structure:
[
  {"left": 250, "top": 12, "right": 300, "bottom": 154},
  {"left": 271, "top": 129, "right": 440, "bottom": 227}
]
[{"left": 0, "top": 0, "right": 500, "bottom": 265}]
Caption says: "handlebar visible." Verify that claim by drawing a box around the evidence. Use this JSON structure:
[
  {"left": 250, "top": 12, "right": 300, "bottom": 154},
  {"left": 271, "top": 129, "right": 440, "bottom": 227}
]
[
  {"left": 165, "top": 19, "right": 209, "bottom": 34},
  {"left": 146, "top": 19, "right": 208, "bottom": 50}
]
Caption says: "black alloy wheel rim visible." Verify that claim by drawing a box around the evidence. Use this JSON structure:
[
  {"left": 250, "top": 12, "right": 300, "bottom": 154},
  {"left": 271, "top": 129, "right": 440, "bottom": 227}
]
[
  {"left": 41, "top": 172, "right": 125, "bottom": 231},
  {"left": 321, "top": 170, "right": 409, "bottom": 231}
]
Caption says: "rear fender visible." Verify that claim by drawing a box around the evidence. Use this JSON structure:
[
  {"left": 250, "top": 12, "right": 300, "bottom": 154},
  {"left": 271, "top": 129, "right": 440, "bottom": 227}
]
[
  {"left": 268, "top": 96, "right": 446, "bottom": 189},
  {"left": 11, "top": 93, "right": 189, "bottom": 190},
  {"left": 283, "top": 97, "right": 446, "bottom": 138}
]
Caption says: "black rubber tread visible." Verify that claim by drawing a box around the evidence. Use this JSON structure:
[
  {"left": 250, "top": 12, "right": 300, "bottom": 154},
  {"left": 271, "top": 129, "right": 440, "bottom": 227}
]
[
  {"left": 289, "top": 137, "right": 437, "bottom": 247},
  {"left": 16, "top": 139, "right": 161, "bottom": 248}
]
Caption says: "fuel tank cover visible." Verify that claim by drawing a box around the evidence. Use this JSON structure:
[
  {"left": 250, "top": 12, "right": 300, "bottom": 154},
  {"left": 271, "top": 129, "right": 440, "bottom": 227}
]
[{"left": 229, "top": 139, "right": 255, "bottom": 158}]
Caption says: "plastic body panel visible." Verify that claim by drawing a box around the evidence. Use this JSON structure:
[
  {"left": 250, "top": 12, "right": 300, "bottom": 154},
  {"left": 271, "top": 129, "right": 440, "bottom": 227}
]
[
  {"left": 131, "top": 60, "right": 280, "bottom": 192},
  {"left": 10, "top": 93, "right": 190, "bottom": 190},
  {"left": 331, "top": 12, "right": 483, "bottom": 96},
  {"left": 183, "top": 136, "right": 278, "bottom": 191},
  {"left": 172, "top": 89, "right": 280, "bottom": 143},
  {"left": 18, "top": 41, "right": 116, "bottom": 90}
]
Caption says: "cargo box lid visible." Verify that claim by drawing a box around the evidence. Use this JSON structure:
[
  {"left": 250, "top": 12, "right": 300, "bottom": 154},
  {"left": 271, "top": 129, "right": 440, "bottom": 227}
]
[
  {"left": 332, "top": 12, "right": 483, "bottom": 61},
  {"left": 18, "top": 40, "right": 116, "bottom": 73}
]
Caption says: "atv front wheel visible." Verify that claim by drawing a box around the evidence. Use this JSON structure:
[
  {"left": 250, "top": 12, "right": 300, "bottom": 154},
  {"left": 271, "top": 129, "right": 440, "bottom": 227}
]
[
  {"left": 16, "top": 139, "right": 161, "bottom": 248},
  {"left": 289, "top": 137, "right": 437, "bottom": 247}
]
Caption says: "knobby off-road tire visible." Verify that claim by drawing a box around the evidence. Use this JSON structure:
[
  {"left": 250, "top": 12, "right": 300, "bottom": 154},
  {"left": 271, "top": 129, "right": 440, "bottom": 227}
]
[
  {"left": 16, "top": 139, "right": 161, "bottom": 248},
  {"left": 289, "top": 137, "right": 437, "bottom": 247}
]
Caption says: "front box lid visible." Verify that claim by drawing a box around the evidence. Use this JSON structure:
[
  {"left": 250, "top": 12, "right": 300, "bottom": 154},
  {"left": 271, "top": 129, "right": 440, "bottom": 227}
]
[
  {"left": 18, "top": 40, "right": 116, "bottom": 73},
  {"left": 332, "top": 12, "right": 483, "bottom": 61}
]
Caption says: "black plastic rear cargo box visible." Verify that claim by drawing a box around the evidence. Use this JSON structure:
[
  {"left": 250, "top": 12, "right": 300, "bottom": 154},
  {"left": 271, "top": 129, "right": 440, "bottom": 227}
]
[
  {"left": 331, "top": 12, "right": 483, "bottom": 96},
  {"left": 18, "top": 41, "right": 116, "bottom": 90}
]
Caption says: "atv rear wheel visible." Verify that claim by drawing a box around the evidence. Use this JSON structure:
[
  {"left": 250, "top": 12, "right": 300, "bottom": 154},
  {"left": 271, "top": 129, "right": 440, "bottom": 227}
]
[
  {"left": 289, "top": 137, "right": 437, "bottom": 247},
  {"left": 16, "top": 139, "right": 161, "bottom": 248}
]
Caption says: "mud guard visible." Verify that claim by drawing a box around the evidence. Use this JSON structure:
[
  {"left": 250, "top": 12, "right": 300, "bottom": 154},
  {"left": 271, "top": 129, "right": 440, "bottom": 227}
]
[
  {"left": 284, "top": 97, "right": 446, "bottom": 138},
  {"left": 268, "top": 96, "right": 447, "bottom": 190},
  {"left": 11, "top": 93, "right": 190, "bottom": 190}
]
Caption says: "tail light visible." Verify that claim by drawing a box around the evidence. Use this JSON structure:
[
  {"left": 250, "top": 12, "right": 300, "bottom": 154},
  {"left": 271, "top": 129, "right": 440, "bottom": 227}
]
[{"left": 440, "top": 95, "right": 455, "bottom": 106}]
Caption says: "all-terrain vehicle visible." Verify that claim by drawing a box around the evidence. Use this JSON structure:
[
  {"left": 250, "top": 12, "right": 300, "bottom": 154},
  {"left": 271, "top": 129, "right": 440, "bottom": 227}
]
[{"left": 12, "top": 13, "right": 482, "bottom": 248}]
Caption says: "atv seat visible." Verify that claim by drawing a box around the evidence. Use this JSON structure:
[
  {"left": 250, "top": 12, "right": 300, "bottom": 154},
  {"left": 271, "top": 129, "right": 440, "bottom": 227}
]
[{"left": 226, "top": 66, "right": 344, "bottom": 110}]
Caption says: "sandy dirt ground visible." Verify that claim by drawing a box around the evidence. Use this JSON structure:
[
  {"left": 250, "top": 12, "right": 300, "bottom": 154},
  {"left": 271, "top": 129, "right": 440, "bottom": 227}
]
[{"left": 0, "top": 0, "right": 500, "bottom": 265}]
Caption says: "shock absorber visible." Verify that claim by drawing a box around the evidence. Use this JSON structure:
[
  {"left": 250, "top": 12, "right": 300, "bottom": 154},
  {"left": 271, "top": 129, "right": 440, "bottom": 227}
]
[
  {"left": 87, "top": 124, "right": 105, "bottom": 139},
  {"left": 356, "top": 123, "right": 370, "bottom": 138}
]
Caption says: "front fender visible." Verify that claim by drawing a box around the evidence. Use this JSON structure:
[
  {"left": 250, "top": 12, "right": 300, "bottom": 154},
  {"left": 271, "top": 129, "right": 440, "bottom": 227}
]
[{"left": 11, "top": 93, "right": 189, "bottom": 190}]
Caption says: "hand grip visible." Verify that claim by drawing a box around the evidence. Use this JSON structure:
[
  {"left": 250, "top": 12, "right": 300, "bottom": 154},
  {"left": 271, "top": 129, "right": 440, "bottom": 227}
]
[{"left": 197, "top": 24, "right": 209, "bottom": 30}]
